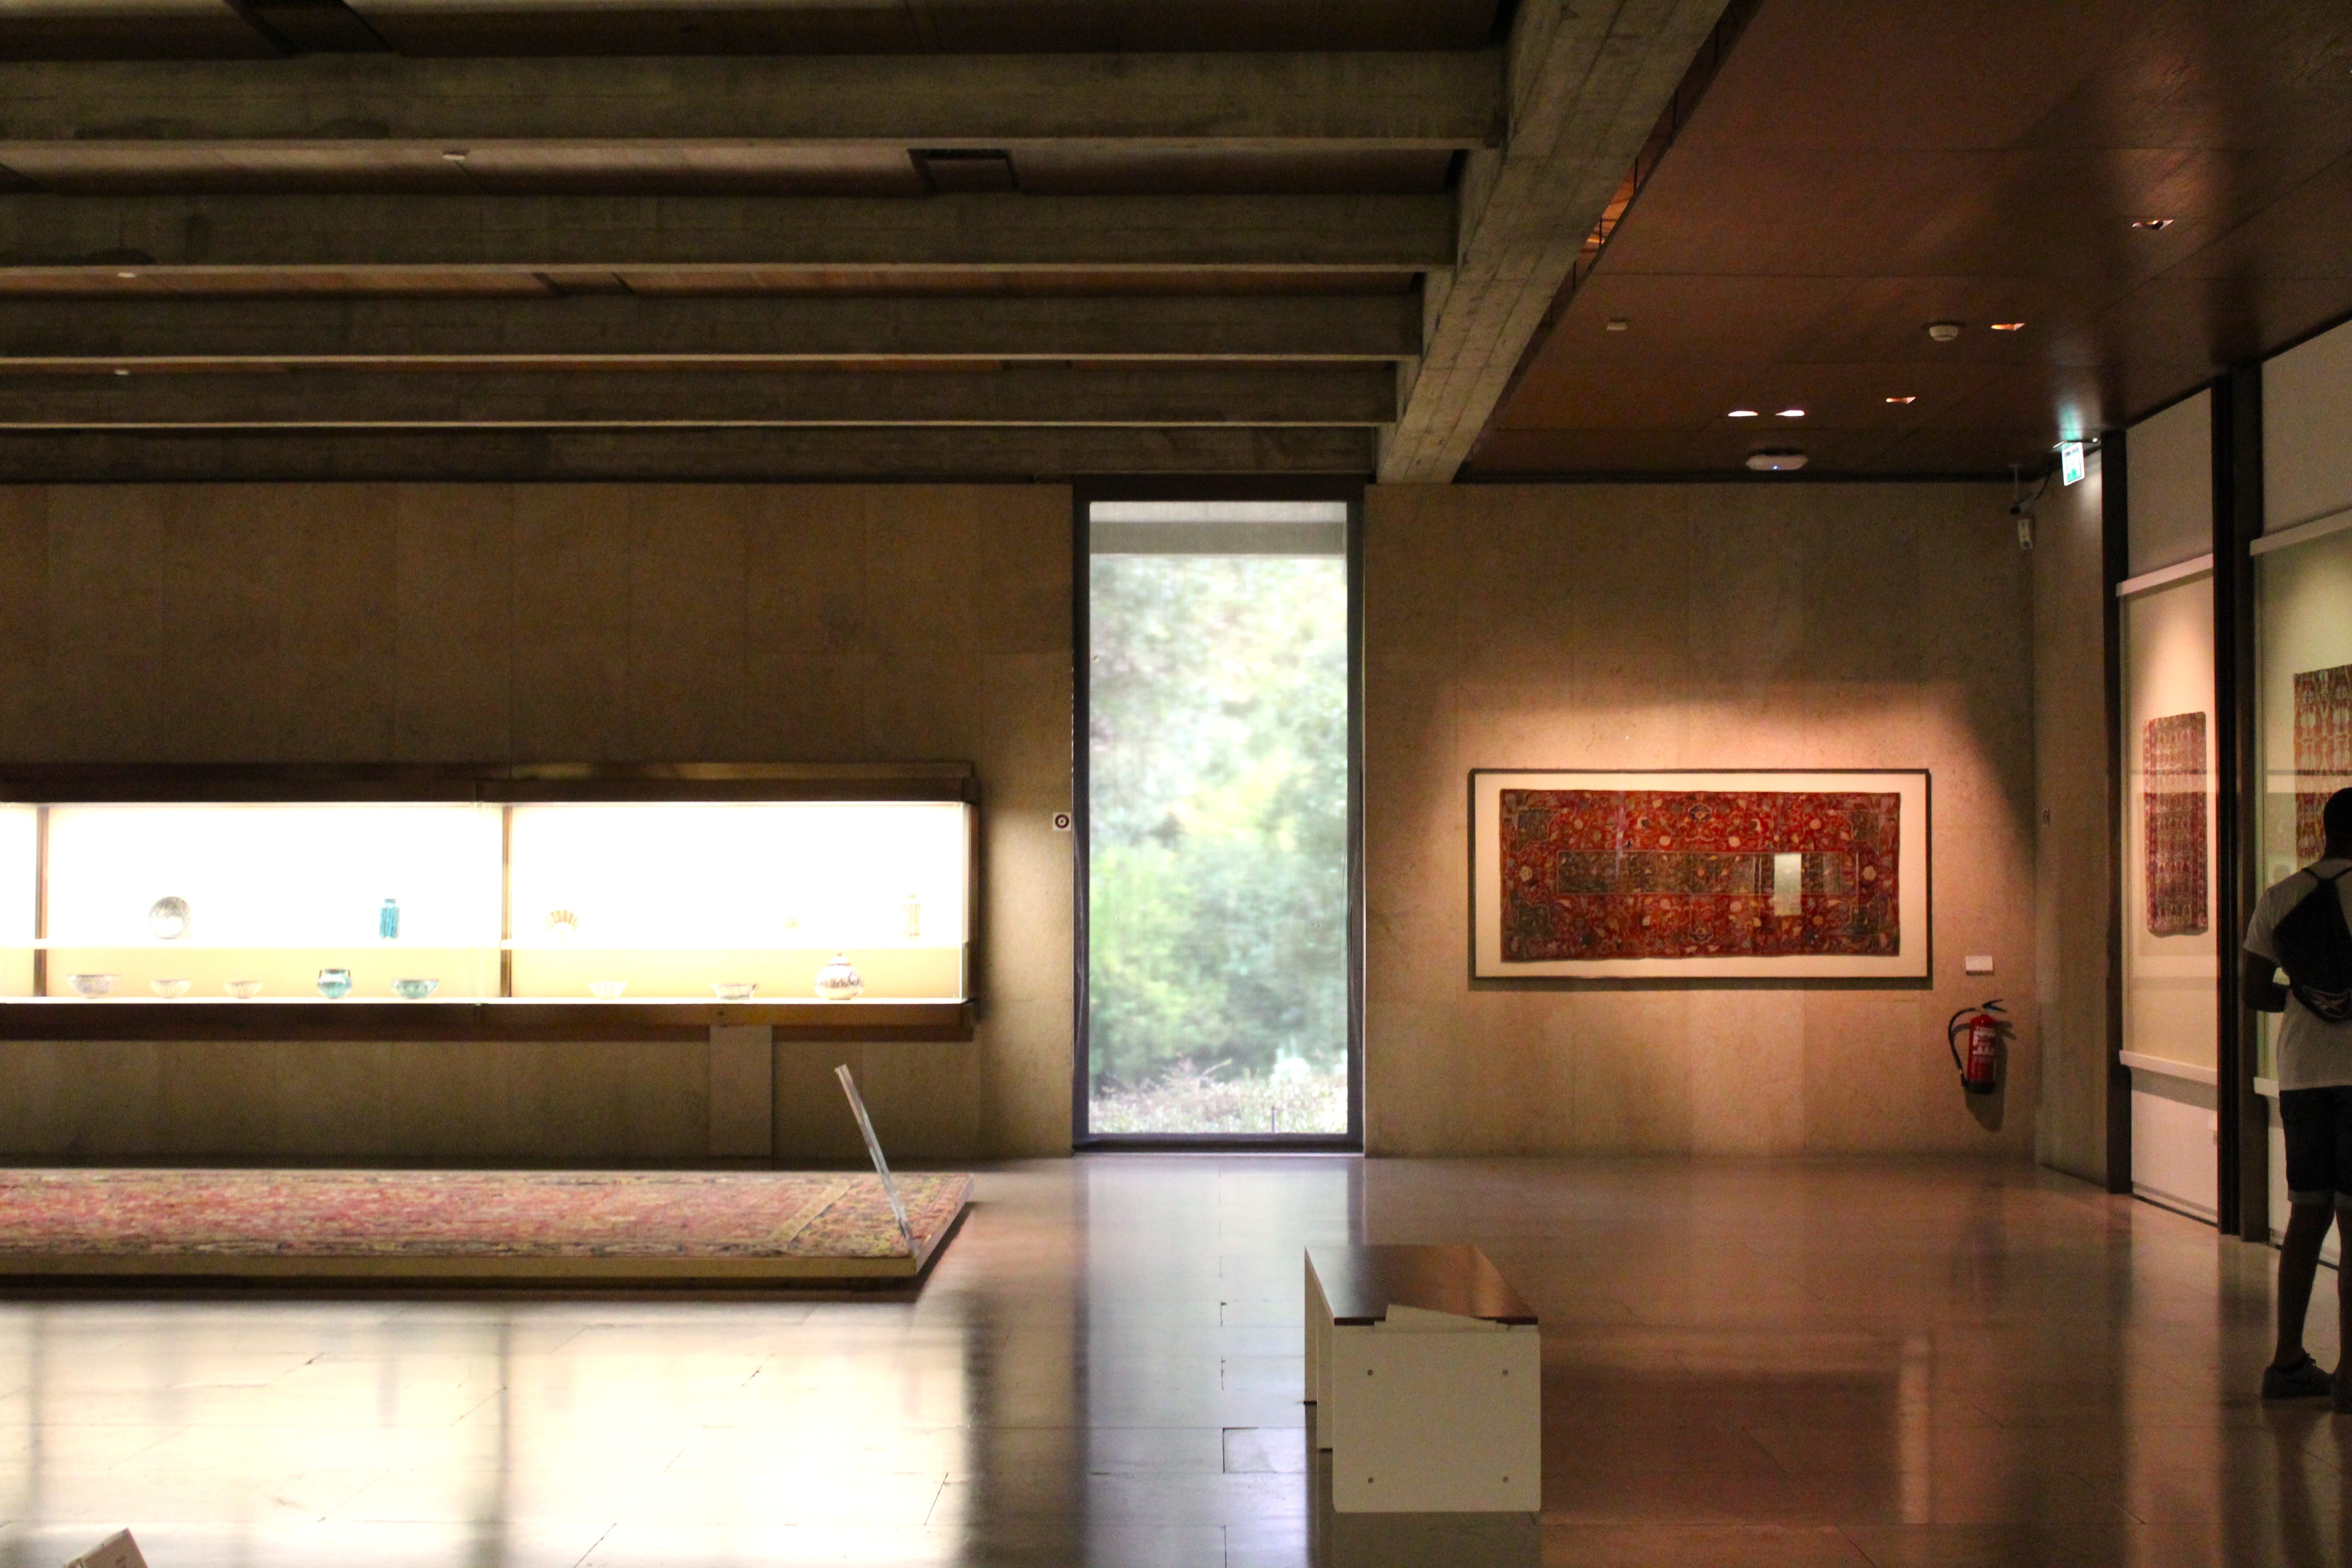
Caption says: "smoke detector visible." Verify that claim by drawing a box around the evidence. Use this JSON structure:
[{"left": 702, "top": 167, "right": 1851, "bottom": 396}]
[
  {"left": 1745, "top": 450, "right": 1808, "bottom": 472},
  {"left": 1927, "top": 322, "right": 1962, "bottom": 343}
]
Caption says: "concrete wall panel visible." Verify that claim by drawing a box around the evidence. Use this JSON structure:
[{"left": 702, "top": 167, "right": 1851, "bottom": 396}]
[{"left": 1363, "top": 482, "right": 2039, "bottom": 1157}]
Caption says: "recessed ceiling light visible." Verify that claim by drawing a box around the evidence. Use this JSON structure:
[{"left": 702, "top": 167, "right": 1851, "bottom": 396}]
[
  {"left": 112, "top": 368, "right": 130, "bottom": 376},
  {"left": 1990, "top": 321, "right": 2026, "bottom": 331},
  {"left": 1728, "top": 409, "right": 1759, "bottom": 418},
  {"left": 442, "top": 149, "right": 469, "bottom": 162},
  {"left": 1777, "top": 408, "right": 1806, "bottom": 418},
  {"left": 2132, "top": 218, "right": 2176, "bottom": 230},
  {"left": 1606, "top": 318, "right": 1629, "bottom": 332},
  {"left": 115, "top": 270, "right": 137, "bottom": 280},
  {"left": 1886, "top": 395, "right": 1917, "bottom": 405},
  {"left": 1746, "top": 450, "right": 1808, "bottom": 472},
  {"left": 1927, "top": 322, "right": 1962, "bottom": 342}
]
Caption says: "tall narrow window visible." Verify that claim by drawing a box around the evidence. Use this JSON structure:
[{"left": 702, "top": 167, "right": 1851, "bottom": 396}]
[{"left": 1082, "top": 500, "right": 1355, "bottom": 1140}]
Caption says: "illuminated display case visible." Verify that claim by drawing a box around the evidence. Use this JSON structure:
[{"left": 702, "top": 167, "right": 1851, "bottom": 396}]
[{"left": 0, "top": 764, "right": 975, "bottom": 1041}]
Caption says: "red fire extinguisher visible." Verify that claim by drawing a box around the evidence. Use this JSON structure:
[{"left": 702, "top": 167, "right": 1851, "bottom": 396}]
[{"left": 1946, "top": 1000, "right": 2004, "bottom": 1095}]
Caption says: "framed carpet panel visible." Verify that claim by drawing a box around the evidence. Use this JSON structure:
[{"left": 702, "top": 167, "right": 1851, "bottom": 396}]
[{"left": 1471, "top": 769, "right": 1931, "bottom": 980}]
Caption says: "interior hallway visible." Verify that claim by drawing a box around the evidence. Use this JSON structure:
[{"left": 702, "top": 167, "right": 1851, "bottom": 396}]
[{"left": 0, "top": 1155, "right": 2330, "bottom": 1568}]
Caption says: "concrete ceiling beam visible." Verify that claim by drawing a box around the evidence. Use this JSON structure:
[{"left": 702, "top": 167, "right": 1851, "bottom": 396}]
[
  {"left": 1379, "top": 0, "right": 1732, "bottom": 482},
  {"left": 0, "top": 365, "right": 1396, "bottom": 428},
  {"left": 0, "top": 191, "right": 1455, "bottom": 271},
  {"left": 0, "top": 293, "right": 1420, "bottom": 366},
  {"left": 0, "top": 50, "right": 1502, "bottom": 149},
  {"left": 0, "top": 425, "right": 1376, "bottom": 480}
]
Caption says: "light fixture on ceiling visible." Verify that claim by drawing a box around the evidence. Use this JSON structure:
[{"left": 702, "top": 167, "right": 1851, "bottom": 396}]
[
  {"left": 114, "top": 270, "right": 137, "bottom": 280},
  {"left": 1746, "top": 450, "right": 1807, "bottom": 472},
  {"left": 2132, "top": 217, "right": 2176, "bottom": 230},
  {"left": 442, "top": 149, "right": 468, "bottom": 162},
  {"left": 1886, "top": 395, "right": 1917, "bottom": 405},
  {"left": 1606, "top": 318, "right": 1629, "bottom": 332},
  {"left": 1927, "top": 322, "right": 1962, "bottom": 343},
  {"left": 112, "top": 368, "right": 129, "bottom": 376},
  {"left": 1728, "top": 408, "right": 1759, "bottom": 418},
  {"left": 1990, "top": 321, "right": 2025, "bottom": 332},
  {"left": 1777, "top": 408, "right": 1806, "bottom": 418}
]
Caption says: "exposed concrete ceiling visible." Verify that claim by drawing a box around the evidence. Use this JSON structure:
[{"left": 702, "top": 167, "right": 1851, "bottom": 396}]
[
  {"left": 0, "top": 0, "right": 1728, "bottom": 480},
  {"left": 19, "top": 0, "right": 2340, "bottom": 483}
]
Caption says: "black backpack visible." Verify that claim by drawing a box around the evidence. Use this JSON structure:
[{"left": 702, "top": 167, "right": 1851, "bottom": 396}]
[{"left": 2276, "top": 866, "right": 2352, "bottom": 1024}]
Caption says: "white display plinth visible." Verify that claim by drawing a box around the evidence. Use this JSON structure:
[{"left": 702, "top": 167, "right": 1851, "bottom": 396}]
[{"left": 1305, "top": 1244, "right": 1540, "bottom": 1514}]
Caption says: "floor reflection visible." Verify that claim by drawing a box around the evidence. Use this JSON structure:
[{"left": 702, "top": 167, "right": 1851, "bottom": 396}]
[{"left": 0, "top": 1157, "right": 2336, "bottom": 1566}]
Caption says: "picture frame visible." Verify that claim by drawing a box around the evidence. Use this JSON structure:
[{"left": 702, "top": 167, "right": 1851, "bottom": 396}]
[{"left": 1470, "top": 769, "right": 1931, "bottom": 980}]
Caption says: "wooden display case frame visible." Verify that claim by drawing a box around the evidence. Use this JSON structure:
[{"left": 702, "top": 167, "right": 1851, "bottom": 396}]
[{"left": 0, "top": 762, "right": 978, "bottom": 1043}]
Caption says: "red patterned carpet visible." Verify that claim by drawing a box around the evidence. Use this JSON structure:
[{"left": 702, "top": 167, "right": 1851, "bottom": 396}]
[{"left": 0, "top": 1168, "right": 972, "bottom": 1283}]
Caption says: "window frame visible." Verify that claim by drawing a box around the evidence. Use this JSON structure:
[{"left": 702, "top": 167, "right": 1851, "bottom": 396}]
[{"left": 1070, "top": 479, "right": 1365, "bottom": 1152}]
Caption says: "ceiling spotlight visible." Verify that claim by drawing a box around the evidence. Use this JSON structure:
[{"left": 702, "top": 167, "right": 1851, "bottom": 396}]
[
  {"left": 1606, "top": 318, "right": 1629, "bottom": 332},
  {"left": 1746, "top": 450, "right": 1808, "bottom": 472},
  {"left": 1990, "top": 321, "right": 2026, "bottom": 332},
  {"left": 1777, "top": 408, "right": 1806, "bottom": 418},
  {"left": 2132, "top": 217, "right": 2176, "bottom": 230},
  {"left": 112, "top": 368, "right": 129, "bottom": 376},
  {"left": 115, "top": 270, "right": 137, "bottom": 280},
  {"left": 1886, "top": 395, "right": 1917, "bottom": 405},
  {"left": 1728, "top": 408, "right": 1759, "bottom": 418},
  {"left": 442, "top": 149, "right": 469, "bottom": 162},
  {"left": 1927, "top": 322, "right": 1962, "bottom": 343}
]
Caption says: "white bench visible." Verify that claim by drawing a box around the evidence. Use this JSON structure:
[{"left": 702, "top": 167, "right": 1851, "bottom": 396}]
[{"left": 1304, "top": 1244, "right": 1541, "bottom": 1513}]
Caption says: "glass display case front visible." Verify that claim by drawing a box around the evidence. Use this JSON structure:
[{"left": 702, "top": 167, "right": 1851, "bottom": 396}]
[
  {"left": 2119, "top": 573, "right": 2219, "bottom": 1073},
  {"left": 2255, "top": 523, "right": 2352, "bottom": 1082},
  {"left": 35, "top": 802, "right": 503, "bottom": 1002},
  {"left": 0, "top": 767, "right": 975, "bottom": 1037},
  {"left": 505, "top": 802, "right": 968, "bottom": 1002}
]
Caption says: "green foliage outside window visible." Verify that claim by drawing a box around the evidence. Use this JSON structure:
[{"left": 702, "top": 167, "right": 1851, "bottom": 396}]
[{"left": 1087, "top": 554, "right": 1348, "bottom": 1132}]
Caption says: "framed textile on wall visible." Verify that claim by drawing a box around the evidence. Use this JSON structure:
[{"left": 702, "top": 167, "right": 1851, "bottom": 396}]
[
  {"left": 2296, "top": 663, "right": 2352, "bottom": 862},
  {"left": 2141, "top": 711, "right": 2209, "bottom": 936},
  {"left": 1470, "top": 770, "right": 1931, "bottom": 980}
]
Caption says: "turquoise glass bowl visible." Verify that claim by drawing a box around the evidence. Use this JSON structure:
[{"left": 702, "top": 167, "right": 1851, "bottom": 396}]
[
  {"left": 316, "top": 968, "right": 353, "bottom": 1000},
  {"left": 392, "top": 978, "right": 439, "bottom": 1000}
]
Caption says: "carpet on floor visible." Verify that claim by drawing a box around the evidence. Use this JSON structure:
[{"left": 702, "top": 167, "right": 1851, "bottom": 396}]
[{"left": 0, "top": 1167, "right": 972, "bottom": 1283}]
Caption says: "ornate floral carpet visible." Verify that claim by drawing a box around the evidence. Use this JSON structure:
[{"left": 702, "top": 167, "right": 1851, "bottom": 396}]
[{"left": 0, "top": 1168, "right": 972, "bottom": 1283}]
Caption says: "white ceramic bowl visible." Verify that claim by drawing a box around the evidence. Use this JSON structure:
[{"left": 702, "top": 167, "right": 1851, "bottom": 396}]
[
  {"left": 149, "top": 978, "right": 192, "bottom": 999},
  {"left": 67, "top": 972, "right": 117, "bottom": 999},
  {"left": 224, "top": 979, "right": 264, "bottom": 1000},
  {"left": 588, "top": 980, "right": 627, "bottom": 1000},
  {"left": 712, "top": 981, "right": 758, "bottom": 1002}
]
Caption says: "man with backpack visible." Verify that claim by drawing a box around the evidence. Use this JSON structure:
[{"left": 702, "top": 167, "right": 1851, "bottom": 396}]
[{"left": 2249, "top": 787, "right": 2352, "bottom": 1406}]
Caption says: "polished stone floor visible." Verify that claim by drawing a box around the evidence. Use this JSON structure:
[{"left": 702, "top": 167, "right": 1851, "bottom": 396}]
[{"left": 0, "top": 1155, "right": 2335, "bottom": 1567}]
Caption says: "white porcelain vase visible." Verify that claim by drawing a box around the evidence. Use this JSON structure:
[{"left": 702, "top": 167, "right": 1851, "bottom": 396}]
[{"left": 814, "top": 953, "right": 865, "bottom": 1001}]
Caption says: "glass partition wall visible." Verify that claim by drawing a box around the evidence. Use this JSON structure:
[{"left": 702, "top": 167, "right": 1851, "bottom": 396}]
[
  {"left": 2254, "top": 520, "right": 2352, "bottom": 1089},
  {"left": 1079, "top": 499, "right": 1358, "bottom": 1142},
  {"left": 2120, "top": 574, "right": 2220, "bottom": 1078}
]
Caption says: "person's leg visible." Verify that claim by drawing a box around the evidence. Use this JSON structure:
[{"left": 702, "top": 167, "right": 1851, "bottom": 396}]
[
  {"left": 2269, "top": 1089, "right": 2339, "bottom": 1395},
  {"left": 2337, "top": 1205, "right": 2352, "bottom": 1372},
  {"left": 2277, "top": 1201, "right": 2333, "bottom": 1369}
]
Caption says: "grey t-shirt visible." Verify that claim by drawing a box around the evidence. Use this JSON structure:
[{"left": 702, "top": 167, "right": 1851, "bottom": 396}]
[{"left": 2245, "top": 857, "right": 2352, "bottom": 1092}]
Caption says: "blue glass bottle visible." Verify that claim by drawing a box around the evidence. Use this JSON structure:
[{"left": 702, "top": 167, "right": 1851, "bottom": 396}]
[{"left": 379, "top": 897, "right": 400, "bottom": 941}]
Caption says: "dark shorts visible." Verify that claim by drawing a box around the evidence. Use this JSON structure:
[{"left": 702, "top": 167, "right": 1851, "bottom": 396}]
[{"left": 2280, "top": 1086, "right": 2352, "bottom": 1207}]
